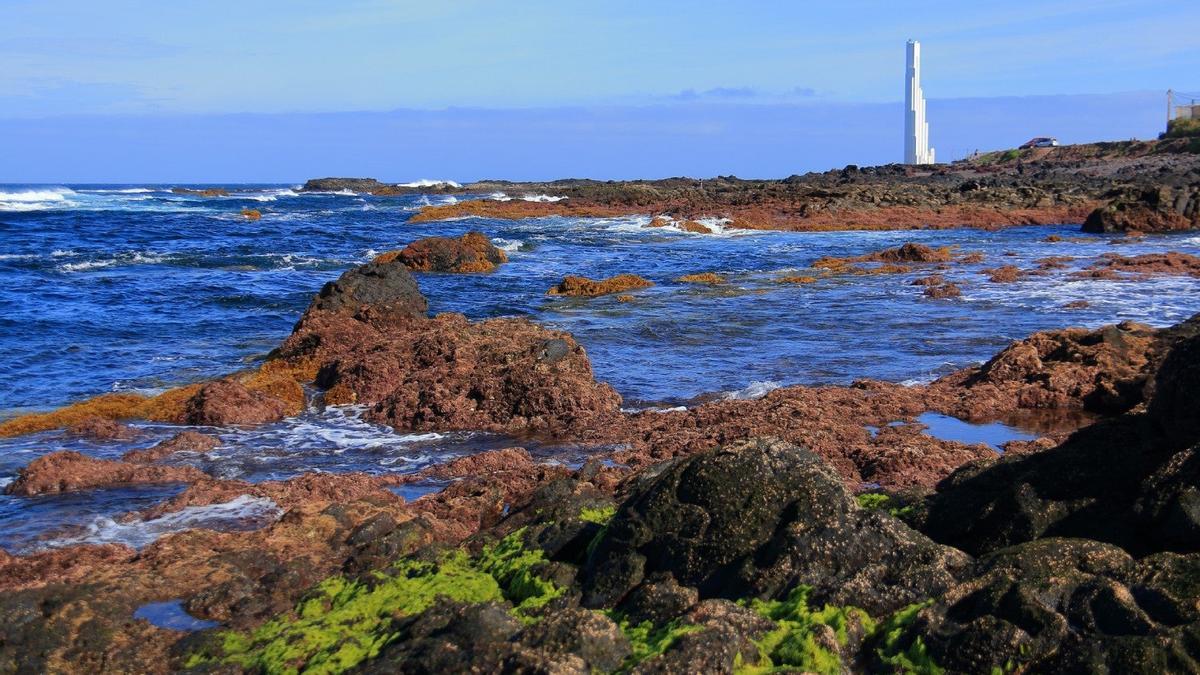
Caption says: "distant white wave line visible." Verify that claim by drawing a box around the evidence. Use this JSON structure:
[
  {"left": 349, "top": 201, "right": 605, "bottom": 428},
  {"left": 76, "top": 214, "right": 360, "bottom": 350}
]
[
  {"left": 40, "top": 495, "right": 282, "bottom": 551},
  {"left": 489, "top": 192, "right": 512, "bottom": 201},
  {"left": 79, "top": 188, "right": 155, "bottom": 194},
  {"left": 521, "top": 194, "right": 567, "bottom": 202},
  {"left": 399, "top": 179, "right": 461, "bottom": 188},
  {"left": 723, "top": 380, "right": 781, "bottom": 400},
  {"left": 58, "top": 250, "right": 170, "bottom": 273},
  {"left": 0, "top": 188, "right": 74, "bottom": 202}
]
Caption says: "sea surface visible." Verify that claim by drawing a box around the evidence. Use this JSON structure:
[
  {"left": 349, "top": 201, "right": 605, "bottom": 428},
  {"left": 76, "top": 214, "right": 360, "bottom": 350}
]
[{"left": 2, "top": 183, "right": 1199, "bottom": 553}]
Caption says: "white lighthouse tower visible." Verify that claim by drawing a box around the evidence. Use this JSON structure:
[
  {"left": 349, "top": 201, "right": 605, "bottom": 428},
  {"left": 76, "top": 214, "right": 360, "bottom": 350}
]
[{"left": 904, "top": 40, "right": 935, "bottom": 165}]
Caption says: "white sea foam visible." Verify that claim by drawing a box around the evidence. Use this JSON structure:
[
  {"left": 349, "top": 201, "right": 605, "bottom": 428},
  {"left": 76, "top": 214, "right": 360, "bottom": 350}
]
[
  {"left": 489, "top": 192, "right": 512, "bottom": 201},
  {"left": 0, "top": 476, "right": 12, "bottom": 489},
  {"left": 399, "top": 179, "right": 462, "bottom": 188},
  {"left": 0, "top": 188, "right": 76, "bottom": 211},
  {"left": 723, "top": 380, "right": 781, "bottom": 400},
  {"left": 57, "top": 251, "right": 170, "bottom": 273},
  {"left": 0, "top": 188, "right": 73, "bottom": 202},
  {"left": 39, "top": 495, "right": 282, "bottom": 551},
  {"left": 520, "top": 194, "right": 567, "bottom": 202},
  {"left": 492, "top": 238, "right": 523, "bottom": 252},
  {"left": 80, "top": 188, "right": 155, "bottom": 194}
]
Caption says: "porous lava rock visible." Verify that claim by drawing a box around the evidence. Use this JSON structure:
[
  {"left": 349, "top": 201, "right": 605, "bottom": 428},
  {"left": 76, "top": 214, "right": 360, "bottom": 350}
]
[
  {"left": 121, "top": 431, "right": 221, "bottom": 463},
  {"left": 300, "top": 258, "right": 428, "bottom": 326},
  {"left": 65, "top": 415, "right": 139, "bottom": 440},
  {"left": 919, "top": 332, "right": 1200, "bottom": 557},
  {"left": 376, "top": 231, "right": 507, "bottom": 273},
  {"left": 1083, "top": 185, "right": 1200, "bottom": 233},
  {"left": 883, "top": 538, "right": 1200, "bottom": 673},
  {"left": 4, "top": 451, "right": 207, "bottom": 496},
  {"left": 316, "top": 314, "right": 623, "bottom": 436},
  {"left": 182, "top": 379, "right": 293, "bottom": 426},
  {"left": 582, "top": 438, "right": 971, "bottom": 615},
  {"left": 927, "top": 313, "right": 1200, "bottom": 420}
]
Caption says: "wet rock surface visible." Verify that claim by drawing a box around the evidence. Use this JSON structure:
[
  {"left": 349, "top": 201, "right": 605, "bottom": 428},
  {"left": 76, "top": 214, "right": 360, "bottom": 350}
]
[
  {"left": 375, "top": 231, "right": 508, "bottom": 273},
  {"left": 547, "top": 273, "right": 654, "bottom": 297},
  {"left": 5, "top": 451, "right": 207, "bottom": 496},
  {"left": 2, "top": 214, "right": 1200, "bottom": 671}
]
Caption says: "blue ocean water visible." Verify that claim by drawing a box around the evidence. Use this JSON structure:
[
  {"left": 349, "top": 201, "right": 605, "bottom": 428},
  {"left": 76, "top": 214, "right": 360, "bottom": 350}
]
[{"left": 1, "top": 183, "right": 1199, "bottom": 552}]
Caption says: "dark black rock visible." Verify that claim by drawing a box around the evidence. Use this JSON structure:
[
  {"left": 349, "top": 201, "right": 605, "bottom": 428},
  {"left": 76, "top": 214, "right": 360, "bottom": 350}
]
[
  {"left": 304, "top": 260, "right": 428, "bottom": 323},
  {"left": 883, "top": 538, "right": 1200, "bottom": 673},
  {"left": 581, "top": 438, "right": 970, "bottom": 615}
]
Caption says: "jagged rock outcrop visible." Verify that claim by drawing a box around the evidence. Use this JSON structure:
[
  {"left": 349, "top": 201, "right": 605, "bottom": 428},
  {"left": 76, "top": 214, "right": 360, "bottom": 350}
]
[
  {"left": 1083, "top": 185, "right": 1200, "bottom": 233},
  {"left": 884, "top": 538, "right": 1200, "bottom": 673},
  {"left": 927, "top": 313, "right": 1200, "bottom": 420},
  {"left": 919, "top": 332, "right": 1200, "bottom": 557}
]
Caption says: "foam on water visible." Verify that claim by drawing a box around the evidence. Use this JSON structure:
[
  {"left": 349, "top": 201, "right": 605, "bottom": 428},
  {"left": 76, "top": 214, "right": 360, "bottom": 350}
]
[
  {"left": 724, "top": 380, "right": 781, "bottom": 400},
  {"left": 521, "top": 194, "right": 567, "bottom": 202},
  {"left": 399, "top": 179, "right": 462, "bottom": 188},
  {"left": 37, "top": 495, "right": 281, "bottom": 551}
]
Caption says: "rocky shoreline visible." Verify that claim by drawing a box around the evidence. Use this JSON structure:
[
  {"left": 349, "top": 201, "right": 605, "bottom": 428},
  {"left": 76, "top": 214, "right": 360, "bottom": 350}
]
[
  {"left": 304, "top": 138, "right": 1200, "bottom": 234},
  {"left": 1, "top": 239, "right": 1199, "bottom": 672}
]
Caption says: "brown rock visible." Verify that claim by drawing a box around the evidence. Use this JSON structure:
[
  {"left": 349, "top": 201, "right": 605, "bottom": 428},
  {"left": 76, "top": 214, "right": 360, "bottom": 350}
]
[
  {"left": 377, "top": 231, "right": 507, "bottom": 273},
  {"left": 182, "top": 380, "right": 292, "bottom": 426},
  {"left": 240, "top": 208, "right": 262, "bottom": 220},
  {"left": 314, "top": 314, "right": 624, "bottom": 437},
  {"left": 984, "top": 265, "right": 1023, "bottom": 283},
  {"left": 1078, "top": 252, "right": 1200, "bottom": 279},
  {"left": 5, "top": 451, "right": 207, "bottom": 496},
  {"left": 675, "top": 272, "right": 725, "bottom": 284},
  {"left": 924, "top": 282, "right": 962, "bottom": 299},
  {"left": 547, "top": 274, "right": 653, "bottom": 297},
  {"left": 66, "top": 415, "right": 138, "bottom": 440},
  {"left": 121, "top": 431, "right": 221, "bottom": 463}
]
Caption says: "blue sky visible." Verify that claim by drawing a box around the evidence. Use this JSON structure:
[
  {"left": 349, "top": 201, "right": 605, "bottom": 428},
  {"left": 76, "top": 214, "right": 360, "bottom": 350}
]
[{"left": 1, "top": 1, "right": 1196, "bottom": 180}]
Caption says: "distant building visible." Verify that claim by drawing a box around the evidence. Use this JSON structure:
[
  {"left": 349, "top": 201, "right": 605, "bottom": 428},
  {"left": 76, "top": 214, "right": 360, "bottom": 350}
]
[
  {"left": 904, "top": 40, "right": 935, "bottom": 165},
  {"left": 1176, "top": 104, "right": 1200, "bottom": 121}
]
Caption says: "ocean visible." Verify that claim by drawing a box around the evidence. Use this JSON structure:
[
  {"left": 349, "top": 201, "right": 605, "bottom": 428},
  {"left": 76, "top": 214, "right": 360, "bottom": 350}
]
[{"left": 1, "top": 183, "right": 1198, "bottom": 552}]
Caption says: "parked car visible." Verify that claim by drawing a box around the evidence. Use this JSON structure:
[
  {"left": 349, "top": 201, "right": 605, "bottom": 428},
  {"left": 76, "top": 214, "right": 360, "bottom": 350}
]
[{"left": 1019, "top": 137, "right": 1059, "bottom": 149}]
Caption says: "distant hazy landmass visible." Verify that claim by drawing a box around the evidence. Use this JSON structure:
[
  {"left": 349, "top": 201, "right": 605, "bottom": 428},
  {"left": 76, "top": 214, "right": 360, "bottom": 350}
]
[{"left": 0, "top": 91, "right": 1165, "bottom": 183}]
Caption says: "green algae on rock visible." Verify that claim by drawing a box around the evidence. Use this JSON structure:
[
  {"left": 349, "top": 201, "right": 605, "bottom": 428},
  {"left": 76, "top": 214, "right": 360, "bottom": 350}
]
[{"left": 190, "top": 529, "right": 561, "bottom": 674}]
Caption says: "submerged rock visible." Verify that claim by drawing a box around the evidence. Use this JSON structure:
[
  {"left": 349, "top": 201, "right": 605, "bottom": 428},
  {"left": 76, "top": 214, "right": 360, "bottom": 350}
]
[
  {"left": 547, "top": 274, "right": 654, "bottom": 297},
  {"left": 121, "top": 431, "right": 220, "bottom": 464},
  {"left": 4, "top": 451, "right": 206, "bottom": 496},
  {"left": 582, "top": 438, "right": 970, "bottom": 615}
]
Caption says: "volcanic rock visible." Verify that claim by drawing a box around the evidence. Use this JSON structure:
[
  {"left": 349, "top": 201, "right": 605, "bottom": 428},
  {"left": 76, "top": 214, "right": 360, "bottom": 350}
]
[
  {"left": 65, "top": 415, "right": 139, "bottom": 440},
  {"left": 927, "top": 314, "right": 1200, "bottom": 420},
  {"left": 920, "top": 332, "right": 1200, "bottom": 557},
  {"left": 376, "top": 231, "right": 507, "bottom": 273},
  {"left": 182, "top": 379, "right": 292, "bottom": 426},
  {"left": 121, "top": 431, "right": 221, "bottom": 463},
  {"left": 885, "top": 538, "right": 1200, "bottom": 673},
  {"left": 5, "top": 451, "right": 207, "bottom": 496},
  {"left": 581, "top": 438, "right": 971, "bottom": 615},
  {"left": 547, "top": 274, "right": 654, "bottom": 297},
  {"left": 300, "top": 258, "right": 428, "bottom": 326},
  {"left": 1083, "top": 185, "right": 1200, "bottom": 233},
  {"left": 316, "top": 314, "right": 623, "bottom": 436}
]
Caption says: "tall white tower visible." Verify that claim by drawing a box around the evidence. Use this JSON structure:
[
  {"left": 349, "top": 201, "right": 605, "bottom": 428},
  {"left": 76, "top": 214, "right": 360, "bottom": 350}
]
[{"left": 904, "top": 40, "right": 935, "bottom": 165}]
